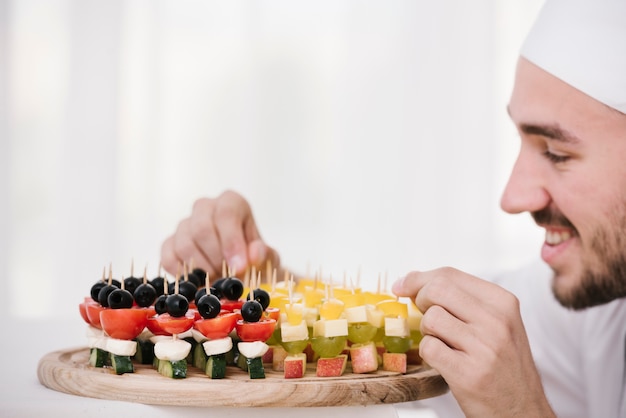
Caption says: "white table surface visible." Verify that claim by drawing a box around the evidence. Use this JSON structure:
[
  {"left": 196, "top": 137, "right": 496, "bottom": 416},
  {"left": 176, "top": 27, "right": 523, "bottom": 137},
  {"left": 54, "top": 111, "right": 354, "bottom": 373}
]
[{"left": 1, "top": 316, "right": 438, "bottom": 417}]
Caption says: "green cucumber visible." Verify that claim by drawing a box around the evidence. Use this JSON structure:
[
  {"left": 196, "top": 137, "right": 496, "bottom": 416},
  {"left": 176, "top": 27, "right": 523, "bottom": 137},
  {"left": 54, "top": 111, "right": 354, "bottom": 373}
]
[
  {"left": 89, "top": 347, "right": 109, "bottom": 368},
  {"left": 157, "top": 359, "right": 187, "bottom": 379},
  {"left": 205, "top": 354, "right": 227, "bottom": 379},
  {"left": 110, "top": 353, "right": 134, "bottom": 375},
  {"left": 184, "top": 337, "right": 197, "bottom": 364},
  {"left": 246, "top": 356, "right": 265, "bottom": 379},
  {"left": 134, "top": 339, "right": 154, "bottom": 365},
  {"left": 193, "top": 343, "right": 208, "bottom": 370},
  {"left": 225, "top": 346, "right": 236, "bottom": 365},
  {"left": 236, "top": 352, "right": 248, "bottom": 371}
]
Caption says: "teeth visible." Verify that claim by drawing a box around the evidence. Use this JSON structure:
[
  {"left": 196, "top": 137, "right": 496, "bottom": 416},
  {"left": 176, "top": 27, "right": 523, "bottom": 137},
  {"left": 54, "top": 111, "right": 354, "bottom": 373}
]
[{"left": 545, "top": 230, "right": 572, "bottom": 245}]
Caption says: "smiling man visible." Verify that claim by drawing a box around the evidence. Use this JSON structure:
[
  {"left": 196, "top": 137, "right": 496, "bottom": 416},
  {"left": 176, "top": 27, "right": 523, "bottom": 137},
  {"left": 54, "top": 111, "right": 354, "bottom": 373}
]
[
  {"left": 504, "top": 57, "right": 626, "bottom": 311},
  {"left": 161, "top": 0, "right": 626, "bottom": 417}
]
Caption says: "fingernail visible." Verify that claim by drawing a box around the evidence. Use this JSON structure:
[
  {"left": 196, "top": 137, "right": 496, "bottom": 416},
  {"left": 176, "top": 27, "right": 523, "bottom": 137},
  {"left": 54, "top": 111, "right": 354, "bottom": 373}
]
[
  {"left": 391, "top": 276, "right": 405, "bottom": 294},
  {"left": 228, "top": 255, "right": 244, "bottom": 273}
]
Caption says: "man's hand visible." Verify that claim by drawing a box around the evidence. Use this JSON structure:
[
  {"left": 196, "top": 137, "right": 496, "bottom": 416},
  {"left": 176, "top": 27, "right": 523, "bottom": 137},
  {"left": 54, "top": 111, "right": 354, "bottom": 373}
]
[
  {"left": 160, "top": 190, "right": 280, "bottom": 280},
  {"left": 392, "top": 267, "right": 555, "bottom": 418}
]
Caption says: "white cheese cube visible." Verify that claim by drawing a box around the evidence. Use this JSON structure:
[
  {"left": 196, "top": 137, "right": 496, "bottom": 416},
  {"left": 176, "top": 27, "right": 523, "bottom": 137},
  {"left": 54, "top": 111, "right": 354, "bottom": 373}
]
[
  {"left": 202, "top": 337, "right": 233, "bottom": 356},
  {"left": 107, "top": 338, "right": 138, "bottom": 356},
  {"left": 154, "top": 339, "right": 192, "bottom": 361},
  {"left": 237, "top": 341, "right": 269, "bottom": 359},
  {"left": 384, "top": 317, "right": 410, "bottom": 338}
]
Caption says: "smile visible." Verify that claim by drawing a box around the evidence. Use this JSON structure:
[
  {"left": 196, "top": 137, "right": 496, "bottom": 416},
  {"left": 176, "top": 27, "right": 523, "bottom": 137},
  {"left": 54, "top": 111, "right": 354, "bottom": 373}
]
[{"left": 545, "top": 229, "right": 572, "bottom": 245}]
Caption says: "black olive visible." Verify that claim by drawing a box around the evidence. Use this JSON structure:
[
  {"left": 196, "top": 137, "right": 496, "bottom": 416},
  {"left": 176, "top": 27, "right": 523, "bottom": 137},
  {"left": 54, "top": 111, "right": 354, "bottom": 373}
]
[
  {"left": 221, "top": 277, "right": 244, "bottom": 301},
  {"left": 134, "top": 283, "right": 157, "bottom": 307},
  {"left": 178, "top": 281, "right": 198, "bottom": 303},
  {"left": 150, "top": 276, "right": 165, "bottom": 296},
  {"left": 197, "top": 294, "right": 221, "bottom": 319},
  {"left": 241, "top": 299, "right": 263, "bottom": 323},
  {"left": 90, "top": 281, "right": 107, "bottom": 301},
  {"left": 97, "top": 284, "right": 118, "bottom": 307},
  {"left": 166, "top": 294, "right": 189, "bottom": 317},
  {"left": 192, "top": 268, "right": 207, "bottom": 287},
  {"left": 107, "top": 288, "right": 134, "bottom": 309},
  {"left": 123, "top": 277, "right": 142, "bottom": 296},
  {"left": 183, "top": 272, "right": 201, "bottom": 288},
  {"left": 246, "top": 288, "right": 270, "bottom": 310},
  {"left": 210, "top": 277, "right": 228, "bottom": 299},
  {"left": 194, "top": 288, "right": 207, "bottom": 306},
  {"left": 154, "top": 294, "right": 168, "bottom": 315}
]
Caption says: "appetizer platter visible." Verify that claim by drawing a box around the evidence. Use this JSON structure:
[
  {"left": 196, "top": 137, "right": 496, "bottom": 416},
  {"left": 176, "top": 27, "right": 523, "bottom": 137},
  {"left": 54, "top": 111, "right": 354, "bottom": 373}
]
[{"left": 37, "top": 262, "right": 448, "bottom": 407}]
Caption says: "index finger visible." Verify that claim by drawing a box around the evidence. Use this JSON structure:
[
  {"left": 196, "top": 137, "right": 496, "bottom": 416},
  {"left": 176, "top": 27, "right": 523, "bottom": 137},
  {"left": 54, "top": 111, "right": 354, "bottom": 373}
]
[
  {"left": 211, "top": 190, "right": 261, "bottom": 273},
  {"left": 392, "top": 267, "right": 507, "bottom": 324}
]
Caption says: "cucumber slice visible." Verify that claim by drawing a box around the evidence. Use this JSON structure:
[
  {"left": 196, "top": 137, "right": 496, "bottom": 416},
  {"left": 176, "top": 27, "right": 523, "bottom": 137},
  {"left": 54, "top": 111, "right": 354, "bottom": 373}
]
[
  {"left": 110, "top": 353, "right": 134, "bottom": 375},
  {"left": 134, "top": 339, "right": 155, "bottom": 365},
  {"left": 157, "top": 359, "right": 187, "bottom": 379},
  {"left": 246, "top": 356, "right": 265, "bottom": 379},
  {"left": 236, "top": 353, "right": 248, "bottom": 371},
  {"left": 184, "top": 337, "right": 196, "bottom": 364},
  {"left": 225, "top": 346, "right": 236, "bottom": 365},
  {"left": 193, "top": 343, "right": 208, "bottom": 370},
  {"left": 205, "top": 354, "right": 227, "bottom": 379},
  {"left": 89, "top": 347, "right": 109, "bottom": 368}
]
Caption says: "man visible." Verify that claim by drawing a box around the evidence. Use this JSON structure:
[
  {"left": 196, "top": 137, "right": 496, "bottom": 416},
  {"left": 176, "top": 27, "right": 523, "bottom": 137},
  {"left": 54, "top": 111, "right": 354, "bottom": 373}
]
[{"left": 160, "top": 0, "right": 626, "bottom": 416}]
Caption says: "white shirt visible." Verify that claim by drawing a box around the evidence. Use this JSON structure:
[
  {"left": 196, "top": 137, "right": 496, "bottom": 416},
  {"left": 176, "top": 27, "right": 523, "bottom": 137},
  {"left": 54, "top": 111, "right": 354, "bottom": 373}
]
[{"left": 415, "top": 260, "right": 626, "bottom": 418}]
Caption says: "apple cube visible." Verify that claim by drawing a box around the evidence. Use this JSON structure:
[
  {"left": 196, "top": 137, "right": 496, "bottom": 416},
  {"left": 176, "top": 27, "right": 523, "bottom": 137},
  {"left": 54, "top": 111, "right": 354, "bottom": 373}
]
[
  {"left": 284, "top": 353, "right": 307, "bottom": 379},
  {"left": 262, "top": 345, "right": 274, "bottom": 364},
  {"left": 303, "top": 342, "right": 316, "bottom": 363},
  {"left": 350, "top": 342, "right": 379, "bottom": 374},
  {"left": 406, "top": 347, "right": 422, "bottom": 365},
  {"left": 316, "top": 354, "right": 348, "bottom": 377},
  {"left": 272, "top": 345, "right": 288, "bottom": 371},
  {"left": 383, "top": 352, "right": 407, "bottom": 373}
]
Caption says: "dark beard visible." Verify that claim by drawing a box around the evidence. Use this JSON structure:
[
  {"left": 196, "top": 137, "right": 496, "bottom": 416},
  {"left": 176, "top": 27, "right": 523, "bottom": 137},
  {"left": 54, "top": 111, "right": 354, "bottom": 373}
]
[{"left": 533, "top": 206, "right": 626, "bottom": 310}]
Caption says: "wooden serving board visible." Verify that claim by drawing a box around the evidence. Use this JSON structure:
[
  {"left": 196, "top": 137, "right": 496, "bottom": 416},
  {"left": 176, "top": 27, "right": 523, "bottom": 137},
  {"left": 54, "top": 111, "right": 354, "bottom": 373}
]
[{"left": 38, "top": 347, "right": 448, "bottom": 407}]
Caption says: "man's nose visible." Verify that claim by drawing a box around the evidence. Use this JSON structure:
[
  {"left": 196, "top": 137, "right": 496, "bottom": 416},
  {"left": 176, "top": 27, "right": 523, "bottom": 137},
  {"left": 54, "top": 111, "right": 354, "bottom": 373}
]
[{"left": 500, "top": 147, "right": 550, "bottom": 215}]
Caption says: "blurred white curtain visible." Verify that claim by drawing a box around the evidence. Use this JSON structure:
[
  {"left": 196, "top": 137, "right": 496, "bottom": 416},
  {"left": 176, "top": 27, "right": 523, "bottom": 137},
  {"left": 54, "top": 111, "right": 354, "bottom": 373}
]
[{"left": 0, "top": 0, "right": 544, "bottom": 318}]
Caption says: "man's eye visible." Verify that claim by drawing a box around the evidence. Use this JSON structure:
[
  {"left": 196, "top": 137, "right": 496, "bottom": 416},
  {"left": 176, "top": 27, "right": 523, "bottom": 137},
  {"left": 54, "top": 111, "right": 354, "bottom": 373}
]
[{"left": 543, "top": 150, "right": 570, "bottom": 163}]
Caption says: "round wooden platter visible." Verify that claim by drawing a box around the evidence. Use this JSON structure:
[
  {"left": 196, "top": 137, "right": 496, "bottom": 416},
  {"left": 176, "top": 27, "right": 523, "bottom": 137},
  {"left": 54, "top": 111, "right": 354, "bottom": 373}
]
[{"left": 38, "top": 346, "right": 448, "bottom": 407}]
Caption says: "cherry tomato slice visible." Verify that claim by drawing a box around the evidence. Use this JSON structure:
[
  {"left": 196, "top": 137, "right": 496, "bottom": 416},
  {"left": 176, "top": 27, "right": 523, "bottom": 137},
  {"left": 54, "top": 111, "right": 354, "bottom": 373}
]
[
  {"left": 235, "top": 318, "right": 277, "bottom": 342},
  {"left": 188, "top": 308, "right": 202, "bottom": 321},
  {"left": 194, "top": 312, "right": 238, "bottom": 340},
  {"left": 156, "top": 312, "right": 195, "bottom": 335},
  {"left": 100, "top": 308, "right": 149, "bottom": 340},
  {"left": 146, "top": 315, "right": 171, "bottom": 336},
  {"left": 221, "top": 299, "right": 244, "bottom": 312},
  {"left": 85, "top": 303, "right": 106, "bottom": 329},
  {"left": 264, "top": 307, "right": 280, "bottom": 321},
  {"left": 78, "top": 301, "right": 92, "bottom": 325}
]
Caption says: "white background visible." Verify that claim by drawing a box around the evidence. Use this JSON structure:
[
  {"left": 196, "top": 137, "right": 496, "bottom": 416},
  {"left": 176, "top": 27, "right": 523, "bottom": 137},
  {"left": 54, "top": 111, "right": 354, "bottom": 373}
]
[{"left": 0, "top": 0, "right": 545, "bottom": 320}]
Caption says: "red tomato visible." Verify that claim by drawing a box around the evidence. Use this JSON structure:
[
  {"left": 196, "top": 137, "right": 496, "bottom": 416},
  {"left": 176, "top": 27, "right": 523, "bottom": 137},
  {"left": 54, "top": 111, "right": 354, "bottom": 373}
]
[
  {"left": 189, "top": 308, "right": 202, "bottom": 321},
  {"left": 156, "top": 312, "right": 195, "bottom": 335},
  {"left": 78, "top": 301, "right": 91, "bottom": 325},
  {"left": 232, "top": 309, "right": 243, "bottom": 322},
  {"left": 146, "top": 315, "right": 171, "bottom": 336},
  {"left": 194, "top": 312, "right": 238, "bottom": 340},
  {"left": 100, "top": 308, "right": 149, "bottom": 340},
  {"left": 221, "top": 299, "right": 244, "bottom": 312},
  {"left": 264, "top": 307, "right": 280, "bottom": 321},
  {"left": 235, "top": 318, "right": 277, "bottom": 342},
  {"left": 85, "top": 303, "right": 106, "bottom": 329}
]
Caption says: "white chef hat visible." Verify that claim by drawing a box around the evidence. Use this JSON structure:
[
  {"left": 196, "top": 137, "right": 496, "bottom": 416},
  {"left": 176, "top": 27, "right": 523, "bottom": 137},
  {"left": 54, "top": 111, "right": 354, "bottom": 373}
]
[{"left": 521, "top": 0, "right": 626, "bottom": 113}]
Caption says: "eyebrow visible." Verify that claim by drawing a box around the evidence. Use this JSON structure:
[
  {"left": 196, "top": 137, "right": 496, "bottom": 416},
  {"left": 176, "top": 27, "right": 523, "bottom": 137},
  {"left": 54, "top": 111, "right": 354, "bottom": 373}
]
[{"left": 518, "top": 123, "right": 581, "bottom": 145}]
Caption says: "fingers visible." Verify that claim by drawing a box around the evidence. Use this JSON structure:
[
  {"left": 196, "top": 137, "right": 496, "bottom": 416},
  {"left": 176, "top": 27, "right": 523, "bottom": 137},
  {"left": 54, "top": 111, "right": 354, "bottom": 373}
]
[
  {"left": 211, "top": 191, "right": 257, "bottom": 272},
  {"left": 392, "top": 267, "right": 510, "bottom": 324},
  {"left": 160, "top": 191, "right": 280, "bottom": 281}
]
